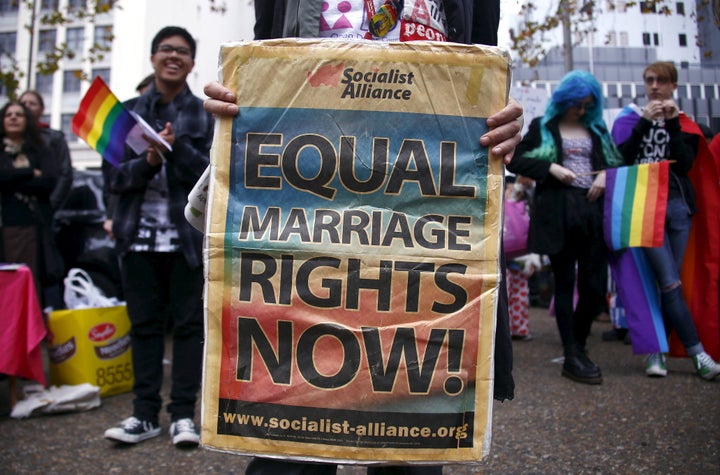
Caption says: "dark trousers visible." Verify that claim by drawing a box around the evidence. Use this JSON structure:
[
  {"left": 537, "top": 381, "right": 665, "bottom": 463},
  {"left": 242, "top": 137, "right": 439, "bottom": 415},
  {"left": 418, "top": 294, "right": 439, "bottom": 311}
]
[
  {"left": 549, "top": 219, "right": 607, "bottom": 351},
  {"left": 245, "top": 458, "right": 442, "bottom": 475},
  {"left": 121, "top": 251, "right": 204, "bottom": 424}
]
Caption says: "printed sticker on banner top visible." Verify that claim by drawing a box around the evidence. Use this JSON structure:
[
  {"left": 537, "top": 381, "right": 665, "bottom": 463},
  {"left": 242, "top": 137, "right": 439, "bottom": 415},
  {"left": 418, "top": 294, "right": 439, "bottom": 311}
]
[{"left": 400, "top": 0, "right": 448, "bottom": 41}]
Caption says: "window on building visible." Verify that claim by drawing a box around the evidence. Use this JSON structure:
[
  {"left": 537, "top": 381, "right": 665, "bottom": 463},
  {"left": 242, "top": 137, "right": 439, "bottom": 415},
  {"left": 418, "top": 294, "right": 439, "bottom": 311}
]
[
  {"left": 640, "top": 1, "right": 656, "bottom": 13},
  {"left": 0, "top": 32, "right": 16, "bottom": 56},
  {"left": 679, "top": 33, "right": 687, "bottom": 47},
  {"left": 63, "top": 70, "right": 82, "bottom": 93},
  {"left": 653, "top": 33, "right": 659, "bottom": 46},
  {"left": 712, "top": 117, "right": 720, "bottom": 134},
  {"left": 94, "top": 25, "right": 113, "bottom": 49},
  {"left": 621, "top": 84, "right": 632, "bottom": 97},
  {"left": 61, "top": 114, "right": 77, "bottom": 143},
  {"left": 36, "top": 73, "right": 54, "bottom": 95},
  {"left": 38, "top": 30, "right": 57, "bottom": 53},
  {"left": 96, "top": 0, "right": 116, "bottom": 11},
  {"left": 606, "top": 31, "right": 617, "bottom": 46},
  {"left": 66, "top": 27, "right": 84, "bottom": 53},
  {"left": 41, "top": 0, "right": 60, "bottom": 10},
  {"left": 642, "top": 33, "right": 651, "bottom": 46},
  {"left": 691, "top": 85, "right": 701, "bottom": 99},
  {"left": 676, "top": 2, "right": 685, "bottom": 15},
  {"left": 705, "top": 85, "right": 717, "bottom": 100},
  {"left": 0, "top": 0, "right": 19, "bottom": 13},
  {"left": 636, "top": 84, "right": 646, "bottom": 98},
  {"left": 619, "top": 31, "right": 629, "bottom": 46},
  {"left": 68, "top": 0, "right": 86, "bottom": 10},
  {"left": 608, "top": 0, "right": 627, "bottom": 12},
  {"left": 92, "top": 68, "right": 110, "bottom": 84}
]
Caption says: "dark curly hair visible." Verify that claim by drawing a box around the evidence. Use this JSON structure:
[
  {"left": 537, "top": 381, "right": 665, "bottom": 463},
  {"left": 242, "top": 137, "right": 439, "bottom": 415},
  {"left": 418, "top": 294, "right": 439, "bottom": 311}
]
[{"left": 0, "top": 100, "right": 44, "bottom": 150}]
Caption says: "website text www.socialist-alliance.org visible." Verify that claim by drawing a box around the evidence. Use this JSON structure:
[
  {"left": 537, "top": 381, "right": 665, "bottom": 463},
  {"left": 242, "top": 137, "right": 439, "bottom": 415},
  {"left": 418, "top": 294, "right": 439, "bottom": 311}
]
[{"left": 222, "top": 411, "right": 470, "bottom": 445}]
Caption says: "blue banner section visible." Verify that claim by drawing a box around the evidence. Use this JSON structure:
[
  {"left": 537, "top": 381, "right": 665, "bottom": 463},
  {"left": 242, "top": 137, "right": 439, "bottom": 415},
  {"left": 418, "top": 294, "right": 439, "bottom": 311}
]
[{"left": 227, "top": 107, "right": 489, "bottom": 254}]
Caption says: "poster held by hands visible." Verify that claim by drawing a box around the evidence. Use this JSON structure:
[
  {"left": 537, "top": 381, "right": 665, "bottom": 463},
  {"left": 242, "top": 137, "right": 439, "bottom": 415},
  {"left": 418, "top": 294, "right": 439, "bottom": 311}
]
[{"left": 201, "top": 39, "right": 510, "bottom": 464}]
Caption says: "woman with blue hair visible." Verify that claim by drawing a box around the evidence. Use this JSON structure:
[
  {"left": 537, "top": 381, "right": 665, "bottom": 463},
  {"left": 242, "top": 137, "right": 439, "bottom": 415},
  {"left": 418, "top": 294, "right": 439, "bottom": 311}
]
[{"left": 507, "top": 70, "right": 623, "bottom": 385}]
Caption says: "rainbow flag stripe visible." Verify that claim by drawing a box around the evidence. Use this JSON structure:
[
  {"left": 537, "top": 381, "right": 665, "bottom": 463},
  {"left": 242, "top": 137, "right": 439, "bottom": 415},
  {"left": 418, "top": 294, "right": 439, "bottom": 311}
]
[
  {"left": 604, "top": 162, "right": 669, "bottom": 251},
  {"left": 608, "top": 248, "right": 668, "bottom": 354},
  {"left": 71, "top": 76, "right": 136, "bottom": 166}
]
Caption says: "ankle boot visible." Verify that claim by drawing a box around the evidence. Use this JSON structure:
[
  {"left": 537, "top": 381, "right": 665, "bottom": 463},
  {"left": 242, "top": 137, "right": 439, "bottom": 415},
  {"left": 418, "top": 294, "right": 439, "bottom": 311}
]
[{"left": 562, "top": 345, "right": 602, "bottom": 385}]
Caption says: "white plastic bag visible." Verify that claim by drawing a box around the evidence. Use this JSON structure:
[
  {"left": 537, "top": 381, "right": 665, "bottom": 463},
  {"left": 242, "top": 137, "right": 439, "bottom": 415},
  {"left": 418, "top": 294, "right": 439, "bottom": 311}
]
[
  {"left": 10, "top": 383, "right": 101, "bottom": 418},
  {"left": 63, "top": 268, "right": 120, "bottom": 309}
]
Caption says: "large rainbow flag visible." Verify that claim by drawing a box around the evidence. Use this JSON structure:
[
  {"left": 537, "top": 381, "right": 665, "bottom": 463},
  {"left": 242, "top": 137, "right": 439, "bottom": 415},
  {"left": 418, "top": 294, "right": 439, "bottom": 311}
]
[
  {"left": 71, "top": 76, "right": 136, "bottom": 167},
  {"left": 603, "top": 161, "right": 669, "bottom": 251},
  {"left": 608, "top": 248, "right": 668, "bottom": 354},
  {"left": 672, "top": 115, "right": 720, "bottom": 360}
]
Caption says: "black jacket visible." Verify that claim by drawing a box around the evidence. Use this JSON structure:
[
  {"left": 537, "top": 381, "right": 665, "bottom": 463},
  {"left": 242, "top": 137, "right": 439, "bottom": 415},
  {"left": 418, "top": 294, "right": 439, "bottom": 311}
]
[
  {"left": 507, "top": 116, "right": 615, "bottom": 256},
  {"left": 103, "top": 84, "right": 213, "bottom": 269},
  {"left": 616, "top": 115, "right": 698, "bottom": 214}
]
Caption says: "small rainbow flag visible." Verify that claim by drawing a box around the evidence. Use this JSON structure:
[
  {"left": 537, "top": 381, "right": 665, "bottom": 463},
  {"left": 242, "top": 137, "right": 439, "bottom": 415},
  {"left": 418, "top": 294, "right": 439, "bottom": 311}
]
[
  {"left": 604, "top": 161, "right": 670, "bottom": 251},
  {"left": 71, "top": 76, "right": 137, "bottom": 167}
]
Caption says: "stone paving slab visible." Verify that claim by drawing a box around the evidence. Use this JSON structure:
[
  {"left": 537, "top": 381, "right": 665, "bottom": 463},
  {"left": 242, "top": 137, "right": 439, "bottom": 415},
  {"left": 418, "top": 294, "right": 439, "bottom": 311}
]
[{"left": 2, "top": 306, "right": 718, "bottom": 474}]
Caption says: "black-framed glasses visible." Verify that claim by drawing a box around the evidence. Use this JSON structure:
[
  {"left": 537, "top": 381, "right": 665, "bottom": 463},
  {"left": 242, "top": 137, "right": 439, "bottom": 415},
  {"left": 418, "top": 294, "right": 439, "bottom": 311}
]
[{"left": 157, "top": 44, "right": 191, "bottom": 57}]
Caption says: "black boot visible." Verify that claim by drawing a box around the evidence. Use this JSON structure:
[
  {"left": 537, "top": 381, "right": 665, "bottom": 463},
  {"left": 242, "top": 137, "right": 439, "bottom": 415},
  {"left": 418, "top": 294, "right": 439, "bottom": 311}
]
[{"left": 562, "top": 345, "right": 602, "bottom": 385}]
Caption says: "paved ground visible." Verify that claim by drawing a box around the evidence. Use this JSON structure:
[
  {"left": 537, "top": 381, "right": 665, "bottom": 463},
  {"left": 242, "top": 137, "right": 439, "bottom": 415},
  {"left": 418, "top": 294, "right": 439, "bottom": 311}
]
[{"left": 2, "top": 306, "right": 719, "bottom": 474}]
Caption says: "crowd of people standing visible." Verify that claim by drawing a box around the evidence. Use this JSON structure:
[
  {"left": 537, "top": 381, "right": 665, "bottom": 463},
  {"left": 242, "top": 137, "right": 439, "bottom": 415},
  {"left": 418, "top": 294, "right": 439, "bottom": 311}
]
[
  {"left": 507, "top": 62, "right": 720, "bottom": 385},
  {"left": 1, "top": 2, "right": 719, "bottom": 473}
]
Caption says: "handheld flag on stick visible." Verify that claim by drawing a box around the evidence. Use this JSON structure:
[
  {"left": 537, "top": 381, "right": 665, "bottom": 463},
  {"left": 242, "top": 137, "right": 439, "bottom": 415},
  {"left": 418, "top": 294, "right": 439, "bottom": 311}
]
[
  {"left": 72, "top": 76, "right": 173, "bottom": 167},
  {"left": 604, "top": 161, "right": 670, "bottom": 251},
  {"left": 71, "top": 76, "right": 136, "bottom": 167}
]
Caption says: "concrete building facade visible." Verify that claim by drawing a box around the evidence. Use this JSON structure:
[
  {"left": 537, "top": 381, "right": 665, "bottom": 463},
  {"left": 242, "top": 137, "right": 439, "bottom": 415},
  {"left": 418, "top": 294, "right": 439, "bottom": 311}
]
[
  {"left": 2, "top": 1, "right": 718, "bottom": 170},
  {"left": 506, "top": 0, "right": 720, "bottom": 132},
  {"left": 1, "top": 0, "right": 255, "bottom": 169}
]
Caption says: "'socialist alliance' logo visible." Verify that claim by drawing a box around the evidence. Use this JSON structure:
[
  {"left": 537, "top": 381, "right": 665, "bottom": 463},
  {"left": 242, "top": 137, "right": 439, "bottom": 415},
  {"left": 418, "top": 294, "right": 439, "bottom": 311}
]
[
  {"left": 340, "top": 67, "right": 415, "bottom": 100},
  {"left": 305, "top": 64, "right": 416, "bottom": 101}
]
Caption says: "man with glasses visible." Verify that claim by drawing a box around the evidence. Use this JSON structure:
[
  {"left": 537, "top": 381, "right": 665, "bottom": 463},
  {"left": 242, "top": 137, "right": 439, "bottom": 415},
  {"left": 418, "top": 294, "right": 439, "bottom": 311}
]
[{"left": 103, "top": 26, "right": 214, "bottom": 447}]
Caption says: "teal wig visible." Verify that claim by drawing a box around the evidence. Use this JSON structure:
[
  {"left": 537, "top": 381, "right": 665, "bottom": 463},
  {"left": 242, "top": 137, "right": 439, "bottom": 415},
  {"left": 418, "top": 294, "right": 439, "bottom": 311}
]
[{"left": 526, "top": 70, "right": 623, "bottom": 166}]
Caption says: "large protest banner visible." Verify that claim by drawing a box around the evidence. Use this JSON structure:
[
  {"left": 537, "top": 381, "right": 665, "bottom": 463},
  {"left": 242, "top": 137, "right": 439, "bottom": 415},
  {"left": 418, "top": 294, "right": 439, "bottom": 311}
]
[{"left": 201, "top": 39, "right": 510, "bottom": 464}]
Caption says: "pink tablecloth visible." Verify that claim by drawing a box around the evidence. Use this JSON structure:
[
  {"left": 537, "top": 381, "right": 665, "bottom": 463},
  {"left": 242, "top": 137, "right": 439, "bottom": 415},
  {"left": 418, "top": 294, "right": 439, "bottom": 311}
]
[{"left": 0, "top": 265, "right": 47, "bottom": 385}]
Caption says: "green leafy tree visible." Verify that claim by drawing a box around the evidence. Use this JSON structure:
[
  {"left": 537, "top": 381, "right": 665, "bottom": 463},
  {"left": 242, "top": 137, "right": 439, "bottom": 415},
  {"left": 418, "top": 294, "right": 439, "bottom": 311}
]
[
  {"left": 507, "top": 1, "right": 689, "bottom": 70},
  {"left": 1, "top": 0, "right": 247, "bottom": 99}
]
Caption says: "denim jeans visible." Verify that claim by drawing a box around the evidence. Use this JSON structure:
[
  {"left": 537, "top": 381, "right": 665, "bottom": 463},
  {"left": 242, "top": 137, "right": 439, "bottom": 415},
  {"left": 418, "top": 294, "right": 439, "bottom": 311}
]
[
  {"left": 641, "top": 198, "right": 701, "bottom": 353},
  {"left": 121, "top": 252, "right": 204, "bottom": 423}
]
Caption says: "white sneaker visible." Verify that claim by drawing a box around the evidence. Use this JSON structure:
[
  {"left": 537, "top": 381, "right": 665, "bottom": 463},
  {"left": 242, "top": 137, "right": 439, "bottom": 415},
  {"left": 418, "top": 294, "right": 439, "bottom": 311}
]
[
  {"left": 170, "top": 418, "right": 200, "bottom": 447},
  {"left": 644, "top": 353, "right": 667, "bottom": 377},
  {"left": 692, "top": 352, "right": 720, "bottom": 380},
  {"left": 104, "top": 416, "right": 161, "bottom": 444}
]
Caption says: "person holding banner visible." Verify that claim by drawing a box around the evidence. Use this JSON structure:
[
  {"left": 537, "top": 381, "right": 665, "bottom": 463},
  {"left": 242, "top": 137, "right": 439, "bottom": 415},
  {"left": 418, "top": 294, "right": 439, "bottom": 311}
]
[
  {"left": 611, "top": 61, "right": 720, "bottom": 380},
  {"left": 507, "top": 71, "right": 623, "bottom": 385},
  {"left": 202, "top": 1, "right": 521, "bottom": 473},
  {"left": 103, "top": 26, "right": 214, "bottom": 447}
]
